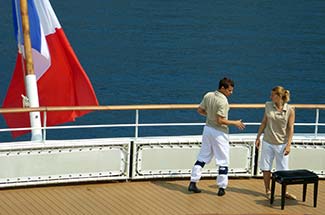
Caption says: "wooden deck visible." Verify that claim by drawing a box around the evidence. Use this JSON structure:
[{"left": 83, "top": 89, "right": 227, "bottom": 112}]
[{"left": 0, "top": 178, "right": 323, "bottom": 215}]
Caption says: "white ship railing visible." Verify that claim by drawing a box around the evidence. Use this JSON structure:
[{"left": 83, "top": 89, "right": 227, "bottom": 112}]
[{"left": 0, "top": 104, "right": 324, "bottom": 140}]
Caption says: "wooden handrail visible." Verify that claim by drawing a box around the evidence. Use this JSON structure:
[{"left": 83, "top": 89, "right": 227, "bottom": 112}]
[{"left": 0, "top": 104, "right": 325, "bottom": 114}]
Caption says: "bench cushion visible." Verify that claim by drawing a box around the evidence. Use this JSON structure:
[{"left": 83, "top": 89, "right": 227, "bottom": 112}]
[{"left": 273, "top": 169, "right": 318, "bottom": 184}]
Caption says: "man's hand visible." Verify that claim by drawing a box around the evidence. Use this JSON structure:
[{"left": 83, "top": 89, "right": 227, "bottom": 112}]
[{"left": 235, "top": 120, "right": 245, "bottom": 130}]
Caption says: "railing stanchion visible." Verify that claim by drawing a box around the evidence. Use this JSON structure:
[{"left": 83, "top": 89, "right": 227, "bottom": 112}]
[
  {"left": 135, "top": 109, "right": 139, "bottom": 139},
  {"left": 43, "top": 111, "right": 47, "bottom": 142},
  {"left": 315, "top": 108, "right": 319, "bottom": 138}
]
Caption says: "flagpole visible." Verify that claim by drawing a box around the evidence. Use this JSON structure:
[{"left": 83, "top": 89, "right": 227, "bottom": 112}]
[{"left": 20, "top": 0, "right": 42, "bottom": 141}]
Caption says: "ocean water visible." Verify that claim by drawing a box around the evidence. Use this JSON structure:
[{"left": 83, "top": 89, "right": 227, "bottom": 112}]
[{"left": 0, "top": 0, "right": 324, "bottom": 141}]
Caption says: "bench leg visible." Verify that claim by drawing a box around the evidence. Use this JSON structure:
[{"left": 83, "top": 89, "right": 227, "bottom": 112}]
[
  {"left": 303, "top": 183, "right": 307, "bottom": 202},
  {"left": 314, "top": 181, "right": 318, "bottom": 207},
  {"left": 281, "top": 184, "right": 286, "bottom": 210},
  {"left": 270, "top": 177, "right": 276, "bottom": 204}
]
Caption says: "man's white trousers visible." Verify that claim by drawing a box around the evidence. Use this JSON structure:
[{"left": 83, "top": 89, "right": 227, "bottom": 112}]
[{"left": 190, "top": 126, "right": 229, "bottom": 189}]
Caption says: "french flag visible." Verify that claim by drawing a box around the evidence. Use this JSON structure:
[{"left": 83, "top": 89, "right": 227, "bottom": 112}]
[{"left": 2, "top": 0, "right": 99, "bottom": 138}]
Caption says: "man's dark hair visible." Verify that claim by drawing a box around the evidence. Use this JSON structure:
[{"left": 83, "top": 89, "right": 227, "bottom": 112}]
[{"left": 218, "top": 77, "right": 234, "bottom": 89}]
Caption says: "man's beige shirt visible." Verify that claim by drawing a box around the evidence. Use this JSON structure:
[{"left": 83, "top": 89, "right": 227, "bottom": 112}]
[{"left": 199, "top": 91, "right": 229, "bottom": 133}]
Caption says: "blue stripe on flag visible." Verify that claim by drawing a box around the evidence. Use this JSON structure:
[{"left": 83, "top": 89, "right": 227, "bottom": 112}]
[{"left": 12, "top": 0, "right": 41, "bottom": 52}]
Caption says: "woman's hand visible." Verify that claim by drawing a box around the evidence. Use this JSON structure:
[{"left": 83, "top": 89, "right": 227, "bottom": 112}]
[
  {"left": 255, "top": 138, "right": 261, "bottom": 149},
  {"left": 284, "top": 144, "right": 291, "bottom": 156}
]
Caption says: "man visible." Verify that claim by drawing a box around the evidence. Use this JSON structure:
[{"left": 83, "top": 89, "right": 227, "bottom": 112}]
[{"left": 188, "top": 77, "right": 245, "bottom": 196}]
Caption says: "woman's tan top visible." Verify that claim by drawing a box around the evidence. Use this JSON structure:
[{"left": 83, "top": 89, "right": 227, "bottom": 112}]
[{"left": 263, "top": 101, "right": 292, "bottom": 145}]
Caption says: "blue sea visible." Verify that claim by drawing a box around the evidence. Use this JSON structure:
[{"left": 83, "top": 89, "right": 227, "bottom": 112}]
[{"left": 0, "top": 0, "right": 324, "bottom": 141}]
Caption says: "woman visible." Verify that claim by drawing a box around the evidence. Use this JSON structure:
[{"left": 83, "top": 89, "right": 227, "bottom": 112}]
[{"left": 255, "top": 86, "right": 296, "bottom": 200}]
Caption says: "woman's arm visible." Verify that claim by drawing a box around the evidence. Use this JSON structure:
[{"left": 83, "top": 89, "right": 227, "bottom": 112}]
[
  {"left": 255, "top": 113, "right": 267, "bottom": 149},
  {"left": 284, "top": 107, "right": 295, "bottom": 155}
]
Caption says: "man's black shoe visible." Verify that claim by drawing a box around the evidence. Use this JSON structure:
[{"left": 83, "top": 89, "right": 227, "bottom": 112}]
[
  {"left": 188, "top": 182, "right": 201, "bottom": 193},
  {"left": 217, "top": 188, "right": 225, "bottom": 196}
]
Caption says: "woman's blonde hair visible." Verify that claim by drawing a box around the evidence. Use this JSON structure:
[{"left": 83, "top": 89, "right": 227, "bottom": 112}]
[{"left": 272, "top": 86, "right": 290, "bottom": 103}]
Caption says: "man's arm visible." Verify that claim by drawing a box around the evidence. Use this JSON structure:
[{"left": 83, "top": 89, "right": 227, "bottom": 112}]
[
  {"left": 197, "top": 106, "right": 207, "bottom": 116},
  {"left": 216, "top": 115, "right": 245, "bottom": 130}
]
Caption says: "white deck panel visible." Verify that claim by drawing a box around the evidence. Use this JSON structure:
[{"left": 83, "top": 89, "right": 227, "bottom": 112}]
[
  {"left": 256, "top": 136, "right": 325, "bottom": 177},
  {"left": 132, "top": 135, "right": 254, "bottom": 179},
  {"left": 0, "top": 138, "right": 131, "bottom": 187}
]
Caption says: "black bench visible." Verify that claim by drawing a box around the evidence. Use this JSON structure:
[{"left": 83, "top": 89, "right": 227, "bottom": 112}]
[{"left": 270, "top": 169, "right": 319, "bottom": 210}]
